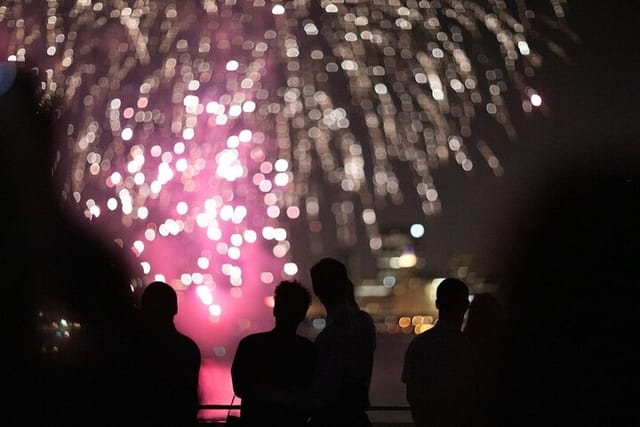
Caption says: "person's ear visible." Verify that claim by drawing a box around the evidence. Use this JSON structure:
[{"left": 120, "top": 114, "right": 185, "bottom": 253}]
[{"left": 435, "top": 298, "right": 440, "bottom": 310}]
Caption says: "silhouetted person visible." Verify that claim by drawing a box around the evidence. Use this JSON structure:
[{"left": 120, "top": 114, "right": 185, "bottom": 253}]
[
  {"left": 231, "top": 280, "right": 316, "bottom": 427},
  {"left": 1, "top": 63, "right": 143, "bottom": 426},
  {"left": 462, "top": 292, "right": 506, "bottom": 427},
  {"left": 402, "top": 277, "right": 476, "bottom": 427},
  {"left": 487, "top": 142, "right": 640, "bottom": 426},
  {"left": 309, "top": 257, "right": 376, "bottom": 427},
  {"left": 136, "top": 281, "right": 201, "bottom": 427}
]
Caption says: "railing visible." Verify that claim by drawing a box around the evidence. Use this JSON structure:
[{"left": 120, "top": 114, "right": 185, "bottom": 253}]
[
  {"left": 197, "top": 404, "right": 413, "bottom": 426},
  {"left": 199, "top": 404, "right": 410, "bottom": 411}
]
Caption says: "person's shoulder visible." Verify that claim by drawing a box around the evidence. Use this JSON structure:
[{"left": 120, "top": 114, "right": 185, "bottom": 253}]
[
  {"left": 294, "top": 334, "right": 315, "bottom": 347},
  {"left": 409, "top": 328, "right": 438, "bottom": 347},
  {"left": 357, "top": 308, "right": 374, "bottom": 321},
  {"left": 313, "top": 324, "right": 335, "bottom": 344},
  {"left": 292, "top": 335, "right": 316, "bottom": 359},
  {"left": 358, "top": 309, "right": 376, "bottom": 329},
  {"left": 238, "top": 331, "right": 272, "bottom": 347},
  {"left": 358, "top": 308, "right": 374, "bottom": 318},
  {"left": 176, "top": 331, "right": 200, "bottom": 351}
]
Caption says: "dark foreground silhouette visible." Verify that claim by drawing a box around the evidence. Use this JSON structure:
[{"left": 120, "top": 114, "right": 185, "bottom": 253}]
[
  {"left": 2, "top": 63, "right": 144, "bottom": 426},
  {"left": 135, "top": 281, "right": 202, "bottom": 427},
  {"left": 490, "top": 142, "right": 640, "bottom": 426},
  {"left": 231, "top": 280, "right": 316, "bottom": 427},
  {"left": 402, "top": 278, "right": 476, "bottom": 427},
  {"left": 309, "top": 257, "right": 376, "bottom": 427}
]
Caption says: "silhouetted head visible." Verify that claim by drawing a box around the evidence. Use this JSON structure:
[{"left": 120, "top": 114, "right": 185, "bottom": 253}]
[
  {"left": 141, "top": 281, "right": 177, "bottom": 324},
  {"left": 310, "top": 257, "right": 350, "bottom": 308},
  {"left": 273, "top": 280, "right": 311, "bottom": 328},
  {"left": 435, "top": 278, "right": 469, "bottom": 322}
]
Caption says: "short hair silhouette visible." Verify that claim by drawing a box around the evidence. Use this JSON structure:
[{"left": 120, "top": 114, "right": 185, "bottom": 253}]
[
  {"left": 141, "top": 281, "right": 178, "bottom": 321},
  {"left": 310, "top": 257, "right": 349, "bottom": 306},
  {"left": 137, "top": 280, "right": 201, "bottom": 427},
  {"left": 436, "top": 278, "right": 469, "bottom": 319},
  {"left": 273, "top": 280, "right": 311, "bottom": 325}
]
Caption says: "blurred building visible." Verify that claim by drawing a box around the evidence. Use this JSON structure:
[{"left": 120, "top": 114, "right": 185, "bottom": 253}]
[
  {"left": 304, "top": 224, "right": 497, "bottom": 336},
  {"left": 352, "top": 225, "right": 494, "bottom": 332}
]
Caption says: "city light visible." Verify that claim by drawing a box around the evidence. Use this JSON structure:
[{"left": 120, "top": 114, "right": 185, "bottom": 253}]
[{"left": 409, "top": 224, "right": 425, "bottom": 239}]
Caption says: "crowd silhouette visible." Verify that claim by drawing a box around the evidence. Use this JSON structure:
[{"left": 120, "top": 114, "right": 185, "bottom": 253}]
[{"left": 4, "top": 62, "right": 638, "bottom": 427}]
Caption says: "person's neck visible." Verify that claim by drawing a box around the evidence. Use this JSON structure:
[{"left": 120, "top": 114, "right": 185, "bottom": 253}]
[
  {"left": 437, "top": 316, "right": 463, "bottom": 330},
  {"left": 325, "top": 301, "right": 349, "bottom": 318},
  {"left": 144, "top": 320, "right": 175, "bottom": 333},
  {"left": 274, "top": 323, "right": 298, "bottom": 335}
]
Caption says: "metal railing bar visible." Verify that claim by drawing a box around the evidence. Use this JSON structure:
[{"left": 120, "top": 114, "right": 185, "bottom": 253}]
[{"left": 199, "top": 405, "right": 410, "bottom": 411}]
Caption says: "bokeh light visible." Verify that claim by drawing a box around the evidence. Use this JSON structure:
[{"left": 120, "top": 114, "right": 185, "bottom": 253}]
[{"left": 409, "top": 223, "right": 425, "bottom": 238}]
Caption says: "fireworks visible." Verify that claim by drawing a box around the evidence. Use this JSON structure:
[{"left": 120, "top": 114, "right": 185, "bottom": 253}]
[{"left": 0, "top": 1, "right": 572, "bottom": 324}]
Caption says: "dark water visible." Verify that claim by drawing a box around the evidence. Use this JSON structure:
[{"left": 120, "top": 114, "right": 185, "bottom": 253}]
[{"left": 368, "top": 333, "right": 413, "bottom": 424}]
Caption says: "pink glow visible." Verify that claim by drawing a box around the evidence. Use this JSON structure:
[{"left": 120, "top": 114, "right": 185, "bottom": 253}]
[{"left": 198, "top": 358, "right": 241, "bottom": 421}]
